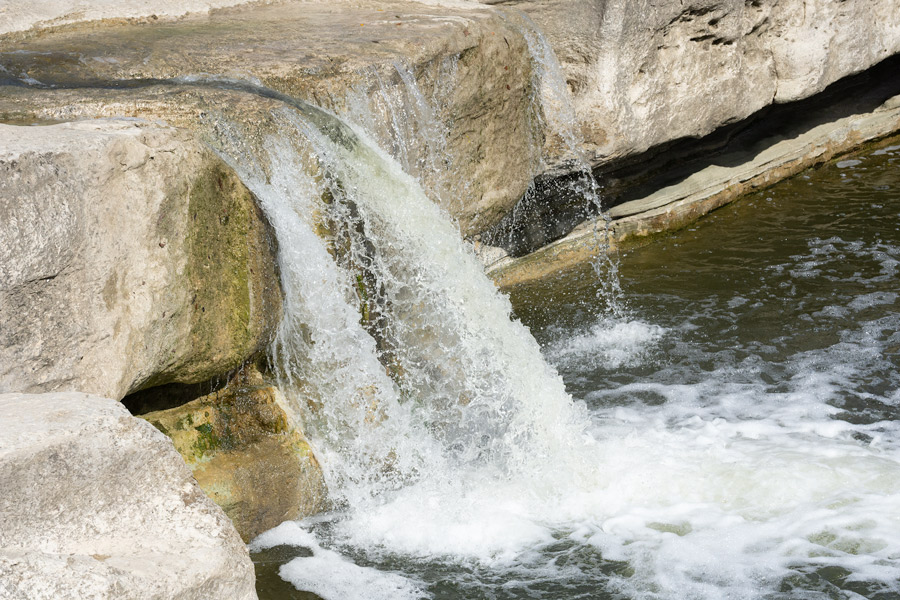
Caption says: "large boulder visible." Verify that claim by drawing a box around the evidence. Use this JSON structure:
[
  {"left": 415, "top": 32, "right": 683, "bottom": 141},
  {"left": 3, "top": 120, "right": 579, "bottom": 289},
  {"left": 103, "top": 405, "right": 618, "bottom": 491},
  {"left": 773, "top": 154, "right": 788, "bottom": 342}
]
[
  {"left": 0, "top": 392, "right": 257, "bottom": 600},
  {"left": 0, "top": 119, "right": 281, "bottom": 400}
]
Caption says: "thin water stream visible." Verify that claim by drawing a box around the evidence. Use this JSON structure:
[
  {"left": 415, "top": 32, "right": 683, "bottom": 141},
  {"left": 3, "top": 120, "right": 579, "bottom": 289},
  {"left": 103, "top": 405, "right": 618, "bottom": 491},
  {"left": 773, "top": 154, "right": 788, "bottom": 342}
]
[{"left": 253, "top": 141, "right": 900, "bottom": 599}]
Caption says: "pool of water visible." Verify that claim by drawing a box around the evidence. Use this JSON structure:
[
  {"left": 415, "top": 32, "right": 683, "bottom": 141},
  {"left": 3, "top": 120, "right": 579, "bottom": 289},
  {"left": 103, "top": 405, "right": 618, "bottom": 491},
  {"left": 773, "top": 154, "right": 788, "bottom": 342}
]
[{"left": 253, "top": 138, "right": 900, "bottom": 599}]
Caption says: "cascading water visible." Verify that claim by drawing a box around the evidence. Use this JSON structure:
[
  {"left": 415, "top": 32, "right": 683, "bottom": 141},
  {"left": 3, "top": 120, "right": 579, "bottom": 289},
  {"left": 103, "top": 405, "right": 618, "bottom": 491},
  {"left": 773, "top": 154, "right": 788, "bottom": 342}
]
[
  {"left": 186, "top": 44, "right": 900, "bottom": 600},
  {"left": 201, "top": 83, "right": 599, "bottom": 553},
  {"left": 330, "top": 58, "right": 462, "bottom": 215},
  {"left": 493, "top": 11, "right": 624, "bottom": 313}
]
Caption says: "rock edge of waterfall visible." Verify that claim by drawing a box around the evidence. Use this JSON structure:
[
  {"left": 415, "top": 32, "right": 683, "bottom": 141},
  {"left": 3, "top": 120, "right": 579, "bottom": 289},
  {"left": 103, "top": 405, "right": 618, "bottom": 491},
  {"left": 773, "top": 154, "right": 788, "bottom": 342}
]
[{"left": 1, "top": 0, "right": 899, "bottom": 596}]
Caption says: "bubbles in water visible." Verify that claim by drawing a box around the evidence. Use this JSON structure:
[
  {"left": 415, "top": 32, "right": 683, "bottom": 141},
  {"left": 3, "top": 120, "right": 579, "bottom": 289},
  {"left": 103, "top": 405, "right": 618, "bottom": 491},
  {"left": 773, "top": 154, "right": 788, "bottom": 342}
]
[{"left": 194, "top": 69, "right": 900, "bottom": 600}]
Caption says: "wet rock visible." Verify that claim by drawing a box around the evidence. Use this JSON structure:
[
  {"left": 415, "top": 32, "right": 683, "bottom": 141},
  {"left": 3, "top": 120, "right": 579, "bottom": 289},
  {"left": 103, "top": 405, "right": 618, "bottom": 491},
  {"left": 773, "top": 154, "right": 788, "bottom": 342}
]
[
  {"left": 0, "top": 392, "right": 257, "bottom": 600},
  {"left": 0, "top": 119, "right": 281, "bottom": 399},
  {"left": 140, "top": 369, "right": 328, "bottom": 542}
]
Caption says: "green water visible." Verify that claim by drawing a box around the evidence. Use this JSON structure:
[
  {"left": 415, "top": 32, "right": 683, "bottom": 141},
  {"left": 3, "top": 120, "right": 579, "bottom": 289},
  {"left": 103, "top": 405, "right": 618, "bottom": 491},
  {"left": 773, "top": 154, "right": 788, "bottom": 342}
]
[
  {"left": 514, "top": 137, "right": 900, "bottom": 427},
  {"left": 254, "top": 138, "right": 900, "bottom": 600}
]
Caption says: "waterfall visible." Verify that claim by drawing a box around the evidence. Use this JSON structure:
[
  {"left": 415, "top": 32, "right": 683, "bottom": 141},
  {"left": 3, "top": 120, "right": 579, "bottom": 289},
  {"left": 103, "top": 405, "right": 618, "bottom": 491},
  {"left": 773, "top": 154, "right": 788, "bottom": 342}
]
[
  {"left": 191, "top": 65, "right": 900, "bottom": 600},
  {"left": 486, "top": 11, "right": 625, "bottom": 312},
  {"left": 330, "top": 57, "right": 467, "bottom": 220},
  {"left": 201, "top": 86, "right": 594, "bottom": 517}
]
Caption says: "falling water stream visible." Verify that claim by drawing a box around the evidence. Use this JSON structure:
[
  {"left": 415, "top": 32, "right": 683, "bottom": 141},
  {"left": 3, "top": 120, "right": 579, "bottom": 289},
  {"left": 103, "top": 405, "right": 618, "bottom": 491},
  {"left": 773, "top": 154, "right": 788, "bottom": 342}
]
[
  {"left": 184, "top": 34, "right": 900, "bottom": 600},
  {"left": 240, "top": 109, "right": 900, "bottom": 598},
  {"left": 2, "top": 8, "right": 899, "bottom": 599}
]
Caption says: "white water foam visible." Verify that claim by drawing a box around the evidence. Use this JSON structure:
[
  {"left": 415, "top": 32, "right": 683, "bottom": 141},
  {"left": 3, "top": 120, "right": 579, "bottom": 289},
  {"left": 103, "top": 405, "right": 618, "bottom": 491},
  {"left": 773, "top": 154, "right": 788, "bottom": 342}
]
[
  {"left": 201, "top": 83, "right": 900, "bottom": 599},
  {"left": 546, "top": 318, "right": 666, "bottom": 370},
  {"left": 252, "top": 522, "right": 426, "bottom": 600}
]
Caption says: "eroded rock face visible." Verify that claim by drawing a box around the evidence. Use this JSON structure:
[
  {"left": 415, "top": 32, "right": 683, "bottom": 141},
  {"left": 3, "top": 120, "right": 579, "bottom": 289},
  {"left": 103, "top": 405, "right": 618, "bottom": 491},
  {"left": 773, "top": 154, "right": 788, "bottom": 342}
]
[
  {"left": 0, "top": 392, "right": 257, "bottom": 600},
  {"left": 0, "top": 119, "right": 281, "bottom": 400},
  {"left": 486, "top": 0, "right": 900, "bottom": 165},
  {"left": 0, "top": 1, "right": 538, "bottom": 236},
  {"left": 140, "top": 368, "right": 328, "bottom": 542}
]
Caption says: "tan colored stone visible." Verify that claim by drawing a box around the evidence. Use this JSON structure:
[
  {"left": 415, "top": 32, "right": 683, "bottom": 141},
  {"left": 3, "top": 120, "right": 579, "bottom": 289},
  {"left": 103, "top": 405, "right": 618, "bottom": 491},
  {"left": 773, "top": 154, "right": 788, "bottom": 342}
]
[
  {"left": 3, "top": 0, "right": 897, "bottom": 242},
  {"left": 0, "top": 392, "right": 257, "bottom": 600},
  {"left": 141, "top": 369, "right": 328, "bottom": 542},
  {"left": 0, "top": 119, "right": 281, "bottom": 399}
]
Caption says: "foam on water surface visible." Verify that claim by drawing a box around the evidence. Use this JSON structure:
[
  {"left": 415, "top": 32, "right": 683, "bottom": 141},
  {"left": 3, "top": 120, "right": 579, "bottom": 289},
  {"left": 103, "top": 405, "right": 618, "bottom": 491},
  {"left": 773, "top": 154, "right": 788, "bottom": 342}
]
[{"left": 197, "top": 75, "right": 900, "bottom": 599}]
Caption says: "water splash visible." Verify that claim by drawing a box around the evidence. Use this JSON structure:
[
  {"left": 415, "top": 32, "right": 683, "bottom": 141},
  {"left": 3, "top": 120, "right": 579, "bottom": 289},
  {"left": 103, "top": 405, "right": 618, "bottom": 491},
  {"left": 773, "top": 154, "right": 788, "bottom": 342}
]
[{"left": 499, "top": 10, "right": 625, "bottom": 315}]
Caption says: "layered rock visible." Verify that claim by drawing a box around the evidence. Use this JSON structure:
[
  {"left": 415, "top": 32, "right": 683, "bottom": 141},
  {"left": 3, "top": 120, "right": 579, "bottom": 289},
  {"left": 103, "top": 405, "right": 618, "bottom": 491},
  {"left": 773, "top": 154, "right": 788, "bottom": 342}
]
[
  {"left": 0, "top": 119, "right": 281, "bottom": 400},
  {"left": 489, "top": 0, "right": 900, "bottom": 165},
  {"left": 0, "top": 392, "right": 257, "bottom": 600},
  {"left": 487, "top": 90, "right": 900, "bottom": 287},
  {"left": 139, "top": 367, "right": 328, "bottom": 542}
]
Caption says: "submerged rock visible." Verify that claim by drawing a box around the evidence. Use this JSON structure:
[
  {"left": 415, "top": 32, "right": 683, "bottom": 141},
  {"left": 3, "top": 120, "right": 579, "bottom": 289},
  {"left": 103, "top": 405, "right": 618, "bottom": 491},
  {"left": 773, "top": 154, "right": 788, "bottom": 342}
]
[
  {"left": 0, "top": 392, "right": 257, "bottom": 600},
  {"left": 0, "top": 119, "right": 281, "bottom": 400},
  {"left": 140, "top": 368, "right": 328, "bottom": 542}
]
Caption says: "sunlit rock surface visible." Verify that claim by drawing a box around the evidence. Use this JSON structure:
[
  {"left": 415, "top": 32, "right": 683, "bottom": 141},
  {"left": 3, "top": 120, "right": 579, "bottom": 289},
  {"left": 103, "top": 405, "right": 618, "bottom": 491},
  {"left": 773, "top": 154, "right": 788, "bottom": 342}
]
[
  {"left": 139, "top": 368, "right": 328, "bottom": 542},
  {"left": 0, "top": 119, "right": 281, "bottom": 399},
  {"left": 483, "top": 0, "right": 900, "bottom": 165},
  {"left": 0, "top": 392, "right": 257, "bottom": 600},
  {"left": 0, "top": 0, "right": 256, "bottom": 36},
  {"left": 0, "top": 1, "right": 536, "bottom": 236}
]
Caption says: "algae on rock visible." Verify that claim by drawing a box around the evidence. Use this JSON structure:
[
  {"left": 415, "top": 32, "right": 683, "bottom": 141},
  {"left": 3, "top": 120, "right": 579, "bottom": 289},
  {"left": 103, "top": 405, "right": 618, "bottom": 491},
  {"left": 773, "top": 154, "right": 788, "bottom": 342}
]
[
  {"left": 0, "top": 119, "right": 282, "bottom": 400},
  {"left": 141, "top": 366, "right": 328, "bottom": 542}
]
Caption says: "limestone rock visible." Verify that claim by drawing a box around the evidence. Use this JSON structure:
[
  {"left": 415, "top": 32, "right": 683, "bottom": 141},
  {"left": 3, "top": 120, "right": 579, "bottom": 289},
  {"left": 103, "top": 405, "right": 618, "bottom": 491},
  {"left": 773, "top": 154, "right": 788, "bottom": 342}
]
[
  {"left": 0, "top": 392, "right": 257, "bottom": 600},
  {"left": 0, "top": 0, "right": 257, "bottom": 37},
  {"left": 140, "top": 370, "right": 329, "bottom": 542},
  {"left": 0, "top": 119, "right": 282, "bottom": 400},
  {"left": 487, "top": 0, "right": 900, "bottom": 165},
  {"left": 0, "top": 1, "right": 537, "bottom": 236}
]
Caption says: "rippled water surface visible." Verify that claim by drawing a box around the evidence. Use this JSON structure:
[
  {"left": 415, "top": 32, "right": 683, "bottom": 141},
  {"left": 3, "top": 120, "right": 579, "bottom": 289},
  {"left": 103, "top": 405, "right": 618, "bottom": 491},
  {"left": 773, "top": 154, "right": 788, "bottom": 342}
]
[{"left": 255, "top": 140, "right": 900, "bottom": 599}]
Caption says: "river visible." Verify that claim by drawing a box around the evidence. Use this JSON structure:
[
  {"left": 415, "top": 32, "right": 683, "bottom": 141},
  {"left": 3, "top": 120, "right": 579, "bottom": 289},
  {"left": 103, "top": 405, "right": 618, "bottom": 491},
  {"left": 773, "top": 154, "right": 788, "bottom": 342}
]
[{"left": 251, "top": 134, "right": 900, "bottom": 599}]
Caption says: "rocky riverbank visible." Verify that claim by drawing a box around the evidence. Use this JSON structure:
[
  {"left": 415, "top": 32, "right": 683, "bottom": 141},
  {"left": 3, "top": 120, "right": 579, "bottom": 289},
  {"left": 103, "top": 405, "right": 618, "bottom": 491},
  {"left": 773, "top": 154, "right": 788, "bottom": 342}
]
[{"left": 1, "top": 0, "right": 898, "bottom": 597}]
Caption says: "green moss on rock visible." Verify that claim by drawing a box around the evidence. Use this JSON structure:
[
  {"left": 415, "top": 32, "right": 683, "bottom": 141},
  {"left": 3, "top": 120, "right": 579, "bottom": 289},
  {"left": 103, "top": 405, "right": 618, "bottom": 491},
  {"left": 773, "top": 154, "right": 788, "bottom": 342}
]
[
  {"left": 140, "top": 158, "right": 282, "bottom": 391},
  {"left": 140, "top": 366, "right": 328, "bottom": 541}
]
